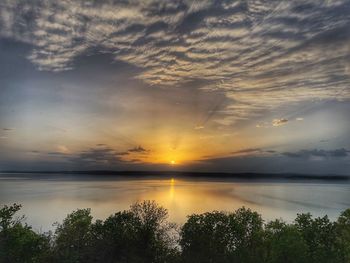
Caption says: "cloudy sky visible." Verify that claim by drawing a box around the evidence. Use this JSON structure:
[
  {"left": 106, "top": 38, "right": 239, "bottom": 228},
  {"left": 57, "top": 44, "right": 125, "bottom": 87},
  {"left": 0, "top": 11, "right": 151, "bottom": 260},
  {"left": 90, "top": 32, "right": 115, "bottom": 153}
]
[{"left": 0, "top": 0, "right": 350, "bottom": 174}]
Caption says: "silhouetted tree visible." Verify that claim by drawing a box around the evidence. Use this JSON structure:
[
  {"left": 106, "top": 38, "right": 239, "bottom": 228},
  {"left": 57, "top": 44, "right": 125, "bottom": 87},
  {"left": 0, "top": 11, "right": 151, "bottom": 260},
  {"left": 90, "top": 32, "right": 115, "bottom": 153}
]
[
  {"left": 264, "top": 219, "right": 308, "bottom": 263},
  {"left": 89, "top": 211, "right": 141, "bottom": 262},
  {"left": 335, "top": 209, "right": 350, "bottom": 262},
  {"left": 227, "top": 207, "right": 264, "bottom": 262},
  {"left": 129, "top": 201, "right": 179, "bottom": 263},
  {"left": 52, "top": 208, "right": 93, "bottom": 263},
  {"left": 1, "top": 203, "right": 350, "bottom": 263},
  {"left": 0, "top": 204, "right": 50, "bottom": 263},
  {"left": 180, "top": 207, "right": 264, "bottom": 263},
  {"left": 60, "top": 201, "right": 180, "bottom": 263},
  {"left": 180, "top": 211, "right": 231, "bottom": 263},
  {"left": 294, "top": 213, "right": 338, "bottom": 262}
]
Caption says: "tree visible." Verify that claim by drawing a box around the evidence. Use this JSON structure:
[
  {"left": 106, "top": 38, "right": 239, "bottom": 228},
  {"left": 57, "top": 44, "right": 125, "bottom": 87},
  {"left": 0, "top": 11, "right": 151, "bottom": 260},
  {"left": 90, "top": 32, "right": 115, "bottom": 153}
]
[
  {"left": 1, "top": 202, "right": 350, "bottom": 263},
  {"left": 0, "top": 204, "right": 50, "bottom": 263},
  {"left": 89, "top": 211, "right": 142, "bottom": 262},
  {"left": 264, "top": 219, "right": 308, "bottom": 263},
  {"left": 294, "top": 213, "right": 338, "bottom": 262},
  {"left": 129, "top": 200, "right": 179, "bottom": 263},
  {"left": 226, "top": 207, "right": 264, "bottom": 262},
  {"left": 180, "top": 207, "right": 264, "bottom": 263},
  {"left": 52, "top": 208, "right": 93, "bottom": 263},
  {"left": 87, "top": 200, "right": 179, "bottom": 263},
  {"left": 180, "top": 211, "right": 231, "bottom": 263},
  {"left": 335, "top": 209, "right": 350, "bottom": 262}
]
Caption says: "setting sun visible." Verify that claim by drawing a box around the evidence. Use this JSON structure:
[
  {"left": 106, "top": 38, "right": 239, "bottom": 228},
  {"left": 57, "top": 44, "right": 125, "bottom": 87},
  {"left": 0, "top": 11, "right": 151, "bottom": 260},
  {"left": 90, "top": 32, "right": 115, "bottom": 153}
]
[{"left": 170, "top": 160, "right": 176, "bottom": 165}]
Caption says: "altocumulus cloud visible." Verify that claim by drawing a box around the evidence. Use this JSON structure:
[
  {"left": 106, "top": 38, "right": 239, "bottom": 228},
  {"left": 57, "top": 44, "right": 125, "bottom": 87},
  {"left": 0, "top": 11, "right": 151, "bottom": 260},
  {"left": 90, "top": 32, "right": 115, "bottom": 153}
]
[{"left": 1, "top": 0, "right": 350, "bottom": 124}]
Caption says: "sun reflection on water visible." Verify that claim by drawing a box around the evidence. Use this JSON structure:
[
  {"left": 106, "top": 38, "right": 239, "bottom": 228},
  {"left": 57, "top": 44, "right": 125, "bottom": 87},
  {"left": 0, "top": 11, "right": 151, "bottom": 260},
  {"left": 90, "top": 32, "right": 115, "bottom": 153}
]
[{"left": 169, "top": 178, "right": 175, "bottom": 201}]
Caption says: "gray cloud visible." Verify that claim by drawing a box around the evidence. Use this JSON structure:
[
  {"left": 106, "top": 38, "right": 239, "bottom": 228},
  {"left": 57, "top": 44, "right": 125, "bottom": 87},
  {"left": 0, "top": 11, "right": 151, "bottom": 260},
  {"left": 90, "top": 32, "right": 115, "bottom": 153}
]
[
  {"left": 191, "top": 153, "right": 350, "bottom": 175},
  {"left": 229, "top": 148, "right": 278, "bottom": 157},
  {"left": 66, "top": 145, "right": 150, "bottom": 166},
  {"left": 127, "top": 146, "right": 148, "bottom": 153},
  {"left": 1, "top": 0, "right": 350, "bottom": 125},
  {"left": 231, "top": 148, "right": 261, "bottom": 155},
  {"left": 282, "top": 148, "right": 349, "bottom": 159},
  {"left": 68, "top": 146, "right": 124, "bottom": 165}
]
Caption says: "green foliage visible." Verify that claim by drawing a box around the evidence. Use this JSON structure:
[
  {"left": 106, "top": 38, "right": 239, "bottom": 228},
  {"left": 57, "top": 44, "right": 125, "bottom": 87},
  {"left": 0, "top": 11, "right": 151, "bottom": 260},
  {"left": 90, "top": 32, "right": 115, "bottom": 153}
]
[
  {"left": 1, "top": 202, "right": 350, "bottom": 263},
  {"left": 227, "top": 207, "right": 264, "bottom": 262},
  {"left": 50, "top": 201, "right": 178, "bottom": 263},
  {"left": 180, "top": 211, "right": 232, "bottom": 263},
  {"left": 180, "top": 207, "right": 264, "bottom": 263},
  {"left": 128, "top": 201, "right": 179, "bottom": 263},
  {"left": 52, "top": 208, "right": 93, "bottom": 262},
  {"left": 336, "top": 209, "right": 350, "bottom": 262},
  {"left": 89, "top": 201, "right": 179, "bottom": 263},
  {"left": 294, "top": 213, "right": 338, "bottom": 262},
  {"left": 264, "top": 220, "right": 308, "bottom": 263},
  {"left": 89, "top": 211, "right": 141, "bottom": 262},
  {"left": 0, "top": 204, "right": 50, "bottom": 263}
]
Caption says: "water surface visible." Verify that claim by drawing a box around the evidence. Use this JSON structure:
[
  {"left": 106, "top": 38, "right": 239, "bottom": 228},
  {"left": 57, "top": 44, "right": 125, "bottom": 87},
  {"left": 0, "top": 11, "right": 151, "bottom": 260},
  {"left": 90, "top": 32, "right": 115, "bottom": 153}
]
[{"left": 0, "top": 173, "right": 349, "bottom": 231}]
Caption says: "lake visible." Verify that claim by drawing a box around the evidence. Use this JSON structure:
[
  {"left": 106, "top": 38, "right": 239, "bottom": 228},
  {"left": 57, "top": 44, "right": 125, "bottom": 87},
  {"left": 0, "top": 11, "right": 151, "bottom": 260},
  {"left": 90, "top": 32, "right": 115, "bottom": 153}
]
[{"left": 1, "top": 173, "right": 350, "bottom": 231}]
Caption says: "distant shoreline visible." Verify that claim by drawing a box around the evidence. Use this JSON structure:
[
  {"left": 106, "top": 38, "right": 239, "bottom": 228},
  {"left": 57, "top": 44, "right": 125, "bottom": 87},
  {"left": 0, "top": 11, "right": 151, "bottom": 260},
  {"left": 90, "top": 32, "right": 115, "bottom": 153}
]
[{"left": 0, "top": 170, "right": 349, "bottom": 181}]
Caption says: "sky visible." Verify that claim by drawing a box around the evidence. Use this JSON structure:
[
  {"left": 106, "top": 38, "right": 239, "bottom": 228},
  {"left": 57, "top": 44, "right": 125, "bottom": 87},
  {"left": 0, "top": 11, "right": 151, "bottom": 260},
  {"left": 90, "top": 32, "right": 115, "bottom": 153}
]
[{"left": 0, "top": 0, "right": 350, "bottom": 174}]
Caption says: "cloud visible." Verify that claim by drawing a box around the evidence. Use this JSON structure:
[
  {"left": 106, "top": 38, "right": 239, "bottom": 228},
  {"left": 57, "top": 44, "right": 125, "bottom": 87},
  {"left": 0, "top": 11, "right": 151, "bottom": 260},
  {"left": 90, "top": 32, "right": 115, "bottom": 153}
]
[
  {"left": 68, "top": 146, "right": 124, "bottom": 165},
  {"left": 272, "top": 118, "right": 288, "bottom": 127},
  {"left": 65, "top": 144, "right": 150, "bottom": 166},
  {"left": 1, "top": 0, "right": 350, "bottom": 124},
  {"left": 127, "top": 146, "right": 149, "bottom": 154},
  {"left": 56, "top": 145, "right": 70, "bottom": 154},
  {"left": 257, "top": 116, "right": 305, "bottom": 128},
  {"left": 319, "top": 139, "right": 329, "bottom": 143},
  {"left": 282, "top": 148, "right": 349, "bottom": 159},
  {"left": 231, "top": 148, "right": 262, "bottom": 155},
  {"left": 256, "top": 122, "right": 270, "bottom": 128},
  {"left": 229, "top": 148, "right": 278, "bottom": 157},
  {"left": 256, "top": 118, "right": 289, "bottom": 128},
  {"left": 193, "top": 153, "right": 350, "bottom": 175},
  {"left": 0, "top": 128, "right": 14, "bottom": 140}
]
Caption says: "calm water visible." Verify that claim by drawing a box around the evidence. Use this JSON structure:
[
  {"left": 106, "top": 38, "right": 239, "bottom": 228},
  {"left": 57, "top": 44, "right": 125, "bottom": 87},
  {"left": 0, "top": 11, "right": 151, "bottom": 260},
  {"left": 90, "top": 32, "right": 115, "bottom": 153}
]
[{"left": 1, "top": 173, "right": 350, "bottom": 231}]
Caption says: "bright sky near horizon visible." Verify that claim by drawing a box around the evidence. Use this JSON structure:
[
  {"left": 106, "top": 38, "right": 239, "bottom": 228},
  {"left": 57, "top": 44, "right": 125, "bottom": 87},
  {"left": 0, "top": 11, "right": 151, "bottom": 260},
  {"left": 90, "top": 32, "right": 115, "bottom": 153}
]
[{"left": 0, "top": 0, "right": 350, "bottom": 174}]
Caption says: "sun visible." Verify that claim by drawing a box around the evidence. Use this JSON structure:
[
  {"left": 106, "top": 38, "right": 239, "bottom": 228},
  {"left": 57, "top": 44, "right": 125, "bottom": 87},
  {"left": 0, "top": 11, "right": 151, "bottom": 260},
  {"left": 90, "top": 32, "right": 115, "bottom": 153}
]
[{"left": 170, "top": 160, "right": 176, "bottom": 165}]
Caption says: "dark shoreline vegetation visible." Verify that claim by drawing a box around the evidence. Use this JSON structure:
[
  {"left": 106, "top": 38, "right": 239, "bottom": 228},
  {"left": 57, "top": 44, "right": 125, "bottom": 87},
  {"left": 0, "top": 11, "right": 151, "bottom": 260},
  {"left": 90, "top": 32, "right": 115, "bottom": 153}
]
[
  {"left": 1, "top": 171, "right": 349, "bottom": 181},
  {"left": 1, "top": 201, "right": 350, "bottom": 263}
]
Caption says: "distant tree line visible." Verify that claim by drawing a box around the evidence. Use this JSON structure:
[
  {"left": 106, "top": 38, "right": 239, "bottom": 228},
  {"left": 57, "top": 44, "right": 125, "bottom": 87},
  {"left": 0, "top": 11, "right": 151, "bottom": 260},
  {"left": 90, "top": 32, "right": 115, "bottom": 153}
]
[{"left": 1, "top": 201, "right": 349, "bottom": 263}]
